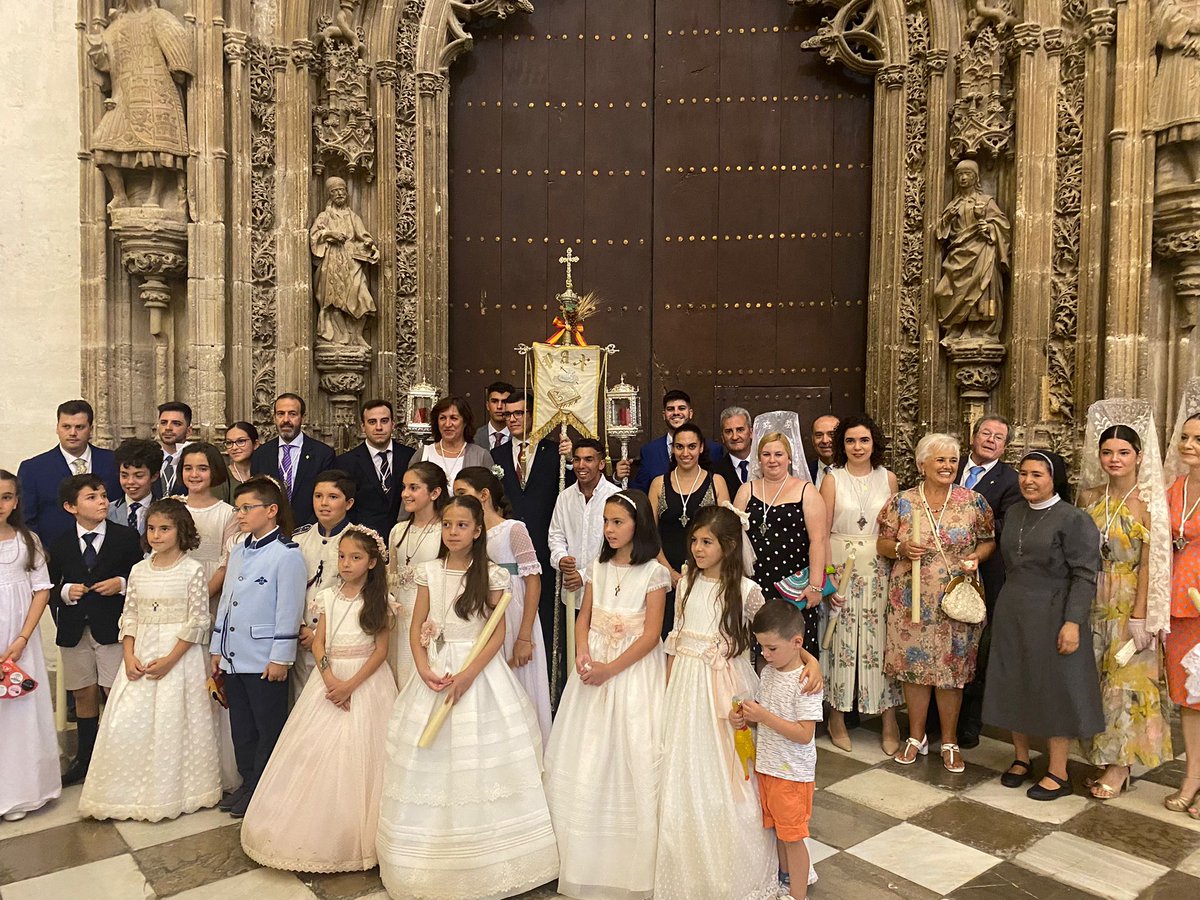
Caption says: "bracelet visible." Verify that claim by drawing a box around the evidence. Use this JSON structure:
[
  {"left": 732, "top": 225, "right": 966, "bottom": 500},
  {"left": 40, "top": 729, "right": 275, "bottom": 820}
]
[
  {"left": 516, "top": 637, "right": 533, "bottom": 645},
  {"left": 14, "top": 635, "right": 29, "bottom": 643}
]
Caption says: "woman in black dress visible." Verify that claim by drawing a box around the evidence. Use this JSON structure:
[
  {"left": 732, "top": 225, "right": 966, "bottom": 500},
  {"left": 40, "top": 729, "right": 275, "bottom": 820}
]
[
  {"left": 648, "top": 422, "right": 730, "bottom": 638},
  {"left": 733, "top": 430, "right": 829, "bottom": 654}
]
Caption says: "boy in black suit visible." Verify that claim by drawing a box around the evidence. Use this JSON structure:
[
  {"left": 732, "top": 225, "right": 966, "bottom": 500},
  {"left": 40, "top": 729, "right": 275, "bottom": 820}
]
[
  {"left": 335, "top": 399, "right": 413, "bottom": 536},
  {"left": 48, "top": 475, "right": 145, "bottom": 784}
]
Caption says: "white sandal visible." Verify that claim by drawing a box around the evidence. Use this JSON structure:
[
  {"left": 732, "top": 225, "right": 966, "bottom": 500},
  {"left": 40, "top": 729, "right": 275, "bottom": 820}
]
[
  {"left": 893, "top": 735, "right": 928, "bottom": 765},
  {"left": 941, "top": 743, "right": 966, "bottom": 773}
]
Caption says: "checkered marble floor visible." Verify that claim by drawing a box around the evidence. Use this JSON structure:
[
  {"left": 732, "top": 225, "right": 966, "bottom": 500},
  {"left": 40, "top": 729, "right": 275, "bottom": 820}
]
[{"left": 4, "top": 726, "right": 1200, "bottom": 899}]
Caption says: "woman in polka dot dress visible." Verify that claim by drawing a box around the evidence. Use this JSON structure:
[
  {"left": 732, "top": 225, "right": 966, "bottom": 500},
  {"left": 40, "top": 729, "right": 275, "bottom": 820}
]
[
  {"left": 734, "top": 430, "right": 829, "bottom": 655},
  {"left": 1164, "top": 401, "right": 1200, "bottom": 818}
]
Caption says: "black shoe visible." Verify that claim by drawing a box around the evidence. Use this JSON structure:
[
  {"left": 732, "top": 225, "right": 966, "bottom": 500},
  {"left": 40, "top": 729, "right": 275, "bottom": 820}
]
[
  {"left": 229, "top": 790, "right": 253, "bottom": 818},
  {"left": 61, "top": 758, "right": 89, "bottom": 786},
  {"left": 958, "top": 727, "right": 981, "bottom": 750},
  {"left": 218, "top": 785, "right": 247, "bottom": 812},
  {"left": 1000, "top": 759, "right": 1031, "bottom": 788},
  {"left": 1027, "top": 772, "right": 1073, "bottom": 801}
]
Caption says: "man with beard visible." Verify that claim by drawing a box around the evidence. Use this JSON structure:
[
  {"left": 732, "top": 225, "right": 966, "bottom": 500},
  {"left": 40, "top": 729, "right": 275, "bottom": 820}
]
[{"left": 251, "top": 393, "right": 336, "bottom": 527}]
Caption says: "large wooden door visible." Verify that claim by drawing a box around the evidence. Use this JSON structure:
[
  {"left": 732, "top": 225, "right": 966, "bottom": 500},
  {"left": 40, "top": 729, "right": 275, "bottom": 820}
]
[{"left": 447, "top": 0, "right": 872, "bottom": 452}]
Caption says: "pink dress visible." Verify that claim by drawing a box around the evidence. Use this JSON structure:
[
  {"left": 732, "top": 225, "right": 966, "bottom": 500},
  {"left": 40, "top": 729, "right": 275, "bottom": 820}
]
[{"left": 240, "top": 587, "right": 398, "bottom": 872}]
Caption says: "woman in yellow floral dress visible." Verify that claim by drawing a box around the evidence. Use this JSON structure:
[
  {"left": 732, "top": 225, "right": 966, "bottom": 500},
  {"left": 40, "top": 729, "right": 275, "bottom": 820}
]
[{"left": 1078, "top": 410, "right": 1173, "bottom": 800}]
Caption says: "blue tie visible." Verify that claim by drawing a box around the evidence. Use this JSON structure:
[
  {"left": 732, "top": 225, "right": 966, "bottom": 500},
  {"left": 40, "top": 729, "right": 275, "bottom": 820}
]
[
  {"left": 965, "top": 465, "right": 984, "bottom": 489},
  {"left": 82, "top": 532, "right": 99, "bottom": 570},
  {"left": 127, "top": 502, "right": 140, "bottom": 531},
  {"left": 738, "top": 460, "right": 749, "bottom": 484}
]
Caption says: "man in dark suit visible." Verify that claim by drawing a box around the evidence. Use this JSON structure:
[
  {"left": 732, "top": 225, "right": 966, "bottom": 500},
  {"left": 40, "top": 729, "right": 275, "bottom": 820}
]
[
  {"left": 492, "top": 390, "right": 575, "bottom": 664},
  {"left": 630, "top": 389, "right": 723, "bottom": 492},
  {"left": 473, "top": 380, "right": 514, "bottom": 450},
  {"left": 957, "top": 413, "right": 1021, "bottom": 747},
  {"left": 713, "top": 406, "right": 754, "bottom": 492},
  {"left": 336, "top": 398, "right": 414, "bottom": 537},
  {"left": 18, "top": 399, "right": 121, "bottom": 547},
  {"left": 48, "top": 474, "right": 145, "bottom": 783},
  {"left": 809, "top": 414, "right": 840, "bottom": 488},
  {"left": 155, "top": 400, "right": 193, "bottom": 497},
  {"left": 251, "top": 393, "right": 336, "bottom": 527}
]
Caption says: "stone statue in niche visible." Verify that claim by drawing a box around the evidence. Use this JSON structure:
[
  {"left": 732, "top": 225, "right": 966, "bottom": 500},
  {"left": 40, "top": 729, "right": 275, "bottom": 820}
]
[
  {"left": 1151, "top": 0, "right": 1200, "bottom": 189},
  {"left": 934, "top": 159, "right": 1010, "bottom": 348},
  {"left": 310, "top": 176, "right": 379, "bottom": 347},
  {"left": 87, "top": 0, "right": 193, "bottom": 210}
]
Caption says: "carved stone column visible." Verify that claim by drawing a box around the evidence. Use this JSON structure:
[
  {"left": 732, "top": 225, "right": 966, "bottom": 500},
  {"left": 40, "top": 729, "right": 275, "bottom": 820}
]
[
  {"left": 109, "top": 209, "right": 188, "bottom": 408},
  {"left": 1008, "top": 20, "right": 1057, "bottom": 424},
  {"left": 225, "top": 29, "right": 254, "bottom": 422},
  {"left": 373, "top": 60, "right": 400, "bottom": 399},
  {"left": 414, "top": 69, "right": 451, "bottom": 391}
]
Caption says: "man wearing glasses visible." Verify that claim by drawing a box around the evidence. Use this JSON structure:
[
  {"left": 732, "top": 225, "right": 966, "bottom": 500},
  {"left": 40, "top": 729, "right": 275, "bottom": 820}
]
[{"left": 491, "top": 390, "right": 574, "bottom": 677}]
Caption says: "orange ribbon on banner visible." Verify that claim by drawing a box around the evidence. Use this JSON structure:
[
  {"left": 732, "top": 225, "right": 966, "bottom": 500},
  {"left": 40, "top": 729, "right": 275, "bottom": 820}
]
[{"left": 546, "top": 317, "right": 588, "bottom": 346}]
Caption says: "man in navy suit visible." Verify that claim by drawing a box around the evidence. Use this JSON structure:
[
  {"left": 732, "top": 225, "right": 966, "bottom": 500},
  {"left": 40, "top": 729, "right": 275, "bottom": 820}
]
[
  {"left": 18, "top": 399, "right": 121, "bottom": 547},
  {"left": 250, "top": 393, "right": 336, "bottom": 527},
  {"left": 630, "top": 390, "right": 723, "bottom": 492},
  {"left": 956, "top": 414, "right": 1021, "bottom": 747},
  {"left": 335, "top": 398, "right": 414, "bottom": 537},
  {"left": 491, "top": 390, "right": 574, "bottom": 668}
]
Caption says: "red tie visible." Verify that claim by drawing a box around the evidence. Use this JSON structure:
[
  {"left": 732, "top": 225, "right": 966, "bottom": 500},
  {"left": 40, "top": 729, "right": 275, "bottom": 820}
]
[{"left": 493, "top": 432, "right": 504, "bottom": 449}]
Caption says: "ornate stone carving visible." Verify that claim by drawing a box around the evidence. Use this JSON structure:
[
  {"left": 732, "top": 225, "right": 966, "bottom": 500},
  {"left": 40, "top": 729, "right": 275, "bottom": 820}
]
[
  {"left": 313, "top": 10, "right": 375, "bottom": 180},
  {"left": 249, "top": 39, "right": 279, "bottom": 427},
  {"left": 949, "top": 19, "right": 1014, "bottom": 161},
  {"left": 109, "top": 206, "right": 187, "bottom": 406},
  {"left": 935, "top": 160, "right": 1010, "bottom": 348},
  {"left": 87, "top": 0, "right": 193, "bottom": 212},
  {"left": 1083, "top": 8, "right": 1116, "bottom": 47},
  {"left": 311, "top": 176, "right": 379, "bottom": 348},
  {"left": 1011, "top": 22, "right": 1042, "bottom": 55},
  {"left": 1151, "top": 0, "right": 1200, "bottom": 331},
  {"left": 1048, "top": 7, "right": 1087, "bottom": 423},
  {"left": 794, "top": 0, "right": 886, "bottom": 75},
  {"left": 894, "top": 10, "right": 931, "bottom": 486},
  {"left": 393, "top": 0, "right": 427, "bottom": 406},
  {"left": 315, "top": 343, "right": 371, "bottom": 431}
]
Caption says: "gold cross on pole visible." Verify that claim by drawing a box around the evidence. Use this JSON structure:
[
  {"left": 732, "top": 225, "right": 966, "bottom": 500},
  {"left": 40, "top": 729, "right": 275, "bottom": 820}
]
[{"left": 558, "top": 247, "right": 580, "bottom": 292}]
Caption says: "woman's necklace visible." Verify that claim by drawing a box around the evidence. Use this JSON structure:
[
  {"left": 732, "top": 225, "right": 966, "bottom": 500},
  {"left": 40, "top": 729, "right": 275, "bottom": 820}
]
[
  {"left": 437, "top": 440, "right": 466, "bottom": 480},
  {"left": 229, "top": 461, "right": 251, "bottom": 482},
  {"left": 1100, "top": 481, "right": 1138, "bottom": 560},
  {"left": 847, "top": 467, "right": 874, "bottom": 531},
  {"left": 395, "top": 518, "right": 437, "bottom": 586},
  {"left": 1017, "top": 504, "right": 1055, "bottom": 558},
  {"left": 757, "top": 476, "right": 791, "bottom": 536},
  {"left": 1177, "top": 479, "right": 1200, "bottom": 552},
  {"left": 672, "top": 467, "right": 704, "bottom": 527},
  {"left": 918, "top": 482, "right": 949, "bottom": 541}
]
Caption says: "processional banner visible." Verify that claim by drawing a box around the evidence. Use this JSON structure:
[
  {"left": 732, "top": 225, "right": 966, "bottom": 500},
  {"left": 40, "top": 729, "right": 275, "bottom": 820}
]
[{"left": 528, "top": 342, "right": 603, "bottom": 443}]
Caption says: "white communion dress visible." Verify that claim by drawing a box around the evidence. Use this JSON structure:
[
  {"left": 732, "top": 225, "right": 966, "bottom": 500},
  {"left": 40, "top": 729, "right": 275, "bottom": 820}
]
[
  {"left": 543, "top": 559, "right": 670, "bottom": 900},
  {"left": 654, "top": 575, "right": 778, "bottom": 900},
  {"left": 375, "top": 561, "right": 559, "bottom": 900},
  {"left": 78, "top": 554, "right": 221, "bottom": 821}
]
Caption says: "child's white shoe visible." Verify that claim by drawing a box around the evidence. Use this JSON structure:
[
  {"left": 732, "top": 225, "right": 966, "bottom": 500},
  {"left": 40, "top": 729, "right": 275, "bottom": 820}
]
[{"left": 808, "top": 862, "right": 819, "bottom": 885}]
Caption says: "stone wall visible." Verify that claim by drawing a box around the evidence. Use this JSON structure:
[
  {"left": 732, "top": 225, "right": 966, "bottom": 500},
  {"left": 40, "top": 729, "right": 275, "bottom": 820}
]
[{"left": 0, "top": 0, "right": 82, "bottom": 464}]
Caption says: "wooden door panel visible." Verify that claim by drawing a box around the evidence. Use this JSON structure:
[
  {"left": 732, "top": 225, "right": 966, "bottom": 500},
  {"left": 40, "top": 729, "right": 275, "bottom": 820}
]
[{"left": 448, "top": 0, "right": 871, "bottom": 445}]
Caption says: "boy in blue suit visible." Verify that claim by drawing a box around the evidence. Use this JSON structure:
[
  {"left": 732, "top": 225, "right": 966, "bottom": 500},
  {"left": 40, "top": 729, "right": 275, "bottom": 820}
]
[
  {"left": 18, "top": 400, "right": 120, "bottom": 546},
  {"left": 210, "top": 476, "right": 307, "bottom": 818}
]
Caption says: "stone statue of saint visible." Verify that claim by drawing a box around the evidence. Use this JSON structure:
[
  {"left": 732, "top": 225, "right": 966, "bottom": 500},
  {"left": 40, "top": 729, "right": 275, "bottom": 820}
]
[
  {"left": 88, "top": 0, "right": 193, "bottom": 209},
  {"left": 934, "top": 159, "right": 1010, "bottom": 346},
  {"left": 311, "top": 176, "right": 379, "bottom": 347},
  {"left": 1151, "top": 0, "right": 1200, "bottom": 188}
]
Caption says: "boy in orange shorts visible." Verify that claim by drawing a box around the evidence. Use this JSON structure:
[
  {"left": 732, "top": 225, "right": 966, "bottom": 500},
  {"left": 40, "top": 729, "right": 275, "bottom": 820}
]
[{"left": 732, "top": 600, "right": 823, "bottom": 899}]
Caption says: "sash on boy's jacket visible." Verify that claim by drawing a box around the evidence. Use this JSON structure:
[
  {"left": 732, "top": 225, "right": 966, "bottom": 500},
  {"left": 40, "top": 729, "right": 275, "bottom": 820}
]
[
  {"left": 211, "top": 529, "right": 307, "bottom": 673},
  {"left": 48, "top": 521, "right": 144, "bottom": 647}
]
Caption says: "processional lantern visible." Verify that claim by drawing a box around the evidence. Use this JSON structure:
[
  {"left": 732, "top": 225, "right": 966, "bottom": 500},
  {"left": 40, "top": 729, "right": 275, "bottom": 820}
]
[
  {"left": 405, "top": 380, "right": 438, "bottom": 438},
  {"left": 605, "top": 374, "right": 641, "bottom": 487}
]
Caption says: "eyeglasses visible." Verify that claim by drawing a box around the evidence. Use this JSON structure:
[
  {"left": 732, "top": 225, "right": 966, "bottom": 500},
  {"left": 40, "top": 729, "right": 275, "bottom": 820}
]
[
  {"left": 504, "top": 410, "right": 526, "bottom": 419},
  {"left": 234, "top": 503, "right": 268, "bottom": 514},
  {"left": 224, "top": 438, "right": 251, "bottom": 449}
]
